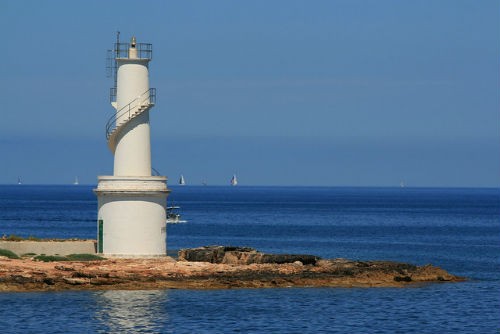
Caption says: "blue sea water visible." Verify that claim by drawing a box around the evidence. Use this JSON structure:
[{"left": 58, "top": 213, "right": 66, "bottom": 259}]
[{"left": 0, "top": 185, "right": 498, "bottom": 333}]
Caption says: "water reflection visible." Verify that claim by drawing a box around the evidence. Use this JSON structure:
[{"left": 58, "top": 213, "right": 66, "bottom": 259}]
[{"left": 93, "top": 290, "right": 170, "bottom": 333}]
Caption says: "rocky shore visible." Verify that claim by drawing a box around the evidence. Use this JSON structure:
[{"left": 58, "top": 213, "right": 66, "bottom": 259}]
[{"left": 0, "top": 246, "right": 464, "bottom": 292}]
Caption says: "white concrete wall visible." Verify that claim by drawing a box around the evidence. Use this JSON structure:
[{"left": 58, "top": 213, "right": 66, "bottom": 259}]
[
  {"left": 116, "top": 60, "right": 150, "bottom": 110},
  {"left": 114, "top": 59, "right": 151, "bottom": 176},
  {"left": 97, "top": 195, "right": 166, "bottom": 257},
  {"left": 114, "top": 111, "right": 152, "bottom": 176},
  {"left": 0, "top": 240, "right": 96, "bottom": 256},
  {"left": 95, "top": 176, "right": 169, "bottom": 257}
]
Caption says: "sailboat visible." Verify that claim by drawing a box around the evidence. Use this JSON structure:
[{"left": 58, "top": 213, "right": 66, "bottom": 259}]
[
  {"left": 230, "top": 174, "right": 238, "bottom": 186},
  {"left": 17, "top": 177, "right": 22, "bottom": 185},
  {"left": 179, "top": 174, "right": 186, "bottom": 186},
  {"left": 74, "top": 177, "right": 79, "bottom": 185}
]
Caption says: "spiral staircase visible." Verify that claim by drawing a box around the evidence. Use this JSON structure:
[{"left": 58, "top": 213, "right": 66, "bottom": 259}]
[{"left": 105, "top": 88, "right": 156, "bottom": 153}]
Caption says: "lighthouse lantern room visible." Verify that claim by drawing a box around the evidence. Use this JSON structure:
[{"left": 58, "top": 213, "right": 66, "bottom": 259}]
[{"left": 95, "top": 34, "right": 169, "bottom": 257}]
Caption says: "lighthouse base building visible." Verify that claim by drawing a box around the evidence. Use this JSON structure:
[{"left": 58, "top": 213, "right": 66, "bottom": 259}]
[
  {"left": 95, "top": 176, "right": 169, "bottom": 257},
  {"left": 95, "top": 35, "right": 169, "bottom": 257}
]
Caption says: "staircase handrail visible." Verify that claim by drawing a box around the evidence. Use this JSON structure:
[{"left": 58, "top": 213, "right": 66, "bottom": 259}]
[{"left": 105, "top": 88, "right": 156, "bottom": 140}]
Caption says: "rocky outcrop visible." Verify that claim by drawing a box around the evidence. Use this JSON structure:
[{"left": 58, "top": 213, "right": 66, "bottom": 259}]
[
  {"left": 0, "top": 247, "right": 465, "bottom": 292},
  {"left": 178, "top": 246, "right": 320, "bottom": 265}
]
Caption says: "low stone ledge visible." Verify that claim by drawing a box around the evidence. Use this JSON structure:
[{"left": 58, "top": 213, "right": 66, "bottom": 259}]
[{"left": 0, "top": 240, "right": 97, "bottom": 256}]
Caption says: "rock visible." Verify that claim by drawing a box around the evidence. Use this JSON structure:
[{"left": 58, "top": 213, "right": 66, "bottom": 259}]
[
  {"left": 178, "top": 246, "right": 320, "bottom": 265},
  {"left": 178, "top": 246, "right": 226, "bottom": 263},
  {"left": 10, "top": 275, "right": 33, "bottom": 284},
  {"left": 261, "top": 254, "right": 319, "bottom": 265},
  {"left": 90, "top": 277, "right": 116, "bottom": 285},
  {"left": 394, "top": 275, "right": 412, "bottom": 282},
  {"left": 43, "top": 278, "right": 55, "bottom": 285},
  {"left": 220, "top": 250, "right": 263, "bottom": 265},
  {"left": 71, "top": 271, "right": 96, "bottom": 279},
  {"left": 63, "top": 277, "right": 88, "bottom": 285},
  {"left": 54, "top": 265, "right": 75, "bottom": 272}
]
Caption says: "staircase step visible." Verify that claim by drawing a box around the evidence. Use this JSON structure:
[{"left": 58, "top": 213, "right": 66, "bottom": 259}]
[{"left": 106, "top": 97, "right": 154, "bottom": 152}]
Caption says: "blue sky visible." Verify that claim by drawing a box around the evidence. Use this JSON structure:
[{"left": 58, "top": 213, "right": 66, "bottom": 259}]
[{"left": 1, "top": 0, "right": 499, "bottom": 186}]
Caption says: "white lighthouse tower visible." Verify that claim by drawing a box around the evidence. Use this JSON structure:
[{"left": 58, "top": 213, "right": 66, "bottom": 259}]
[{"left": 95, "top": 35, "right": 169, "bottom": 257}]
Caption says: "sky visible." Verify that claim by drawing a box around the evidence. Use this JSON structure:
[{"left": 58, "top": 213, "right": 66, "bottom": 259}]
[{"left": 1, "top": 0, "right": 499, "bottom": 187}]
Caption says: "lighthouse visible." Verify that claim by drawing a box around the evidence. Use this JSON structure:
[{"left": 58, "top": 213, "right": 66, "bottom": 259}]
[{"left": 94, "top": 35, "right": 169, "bottom": 257}]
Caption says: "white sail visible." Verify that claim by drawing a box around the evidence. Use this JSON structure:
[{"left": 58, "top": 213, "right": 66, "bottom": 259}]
[
  {"left": 179, "top": 175, "right": 186, "bottom": 185},
  {"left": 230, "top": 174, "right": 238, "bottom": 186},
  {"left": 74, "top": 177, "right": 79, "bottom": 185}
]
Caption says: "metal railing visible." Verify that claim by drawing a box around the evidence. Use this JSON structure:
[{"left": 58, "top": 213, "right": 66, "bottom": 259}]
[
  {"left": 114, "top": 42, "right": 153, "bottom": 60},
  {"left": 109, "top": 87, "right": 117, "bottom": 104},
  {"left": 106, "top": 41, "right": 152, "bottom": 102},
  {"left": 105, "top": 88, "right": 156, "bottom": 140}
]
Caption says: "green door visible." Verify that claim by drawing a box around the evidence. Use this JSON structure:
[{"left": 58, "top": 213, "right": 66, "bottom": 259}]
[{"left": 98, "top": 220, "right": 103, "bottom": 253}]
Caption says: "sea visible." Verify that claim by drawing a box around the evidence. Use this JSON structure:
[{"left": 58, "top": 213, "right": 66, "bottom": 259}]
[{"left": 0, "top": 185, "right": 498, "bottom": 333}]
